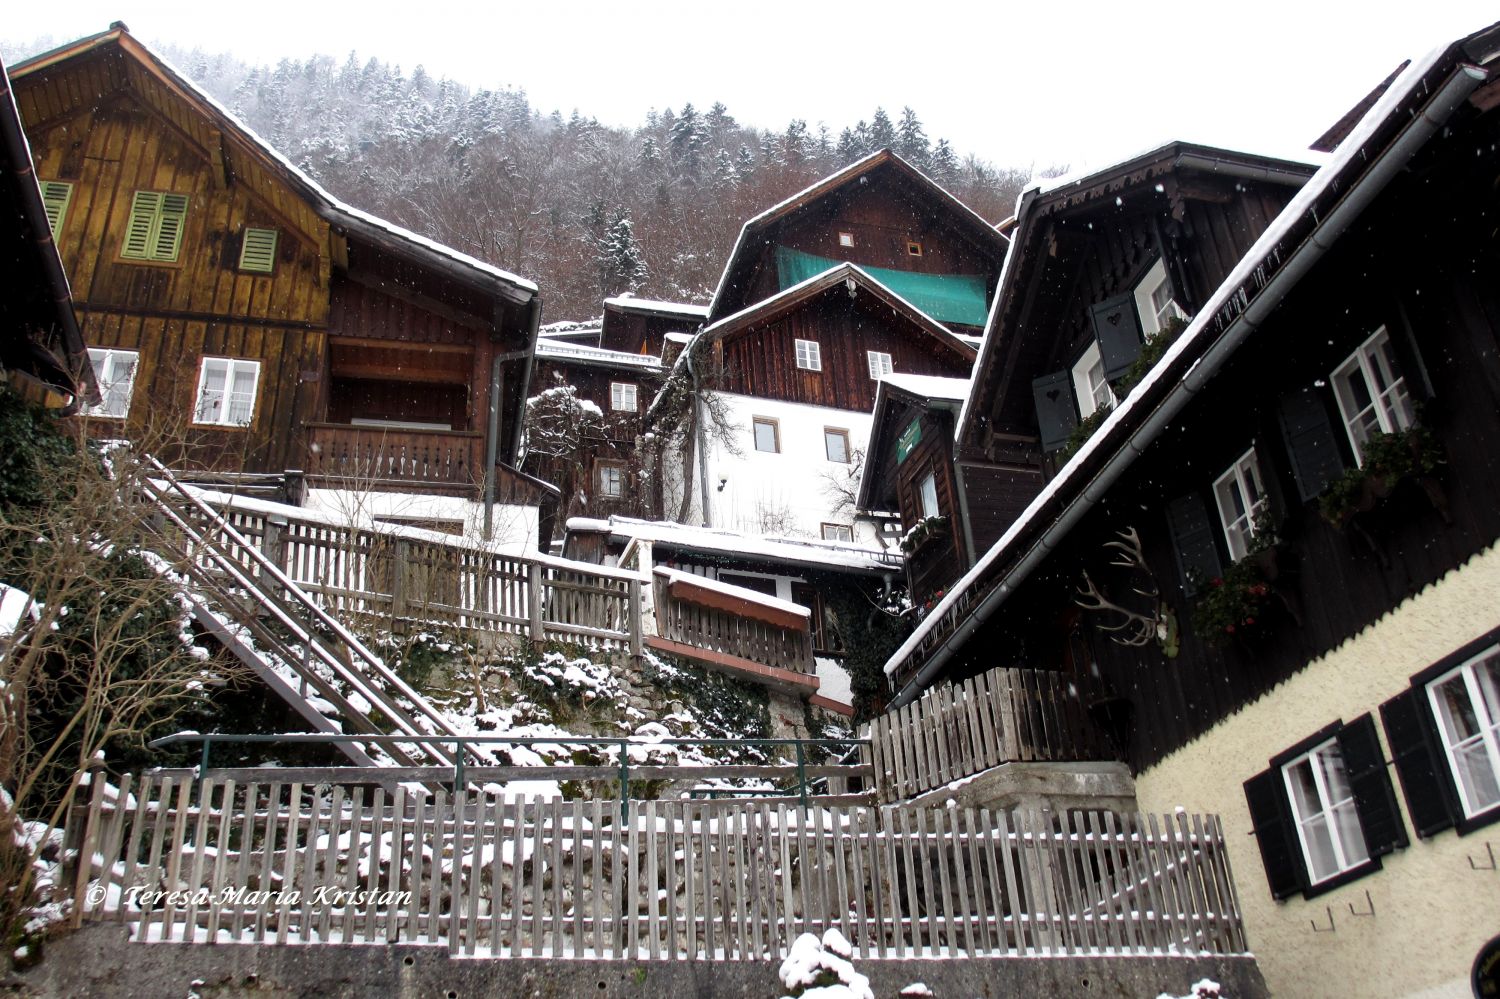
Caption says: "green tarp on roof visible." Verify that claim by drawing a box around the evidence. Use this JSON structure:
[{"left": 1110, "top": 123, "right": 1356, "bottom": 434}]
[{"left": 775, "top": 246, "right": 990, "bottom": 327}]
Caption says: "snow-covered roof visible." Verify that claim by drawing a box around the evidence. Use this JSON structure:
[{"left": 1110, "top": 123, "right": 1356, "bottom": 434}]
[
  {"left": 534, "top": 339, "right": 662, "bottom": 370},
  {"left": 14, "top": 28, "right": 536, "bottom": 299},
  {"left": 887, "top": 36, "right": 1481, "bottom": 683},
  {"left": 566, "top": 515, "right": 902, "bottom": 573},
  {"left": 664, "top": 331, "right": 694, "bottom": 344},
  {"left": 654, "top": 567, "right": 810, "bottom": 617},
  {"left": 877, "top": 374, "right": 972, "bottom": 403},
  {"left": 603, "top": 295, "right": 709, "bottom": 318}
]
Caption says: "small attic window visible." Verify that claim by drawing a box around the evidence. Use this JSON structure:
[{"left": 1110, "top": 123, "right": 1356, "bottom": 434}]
[
  {"left": 239, "top": 227, "right": 279, "bottom": 274},
  {"left": 907, "top": 241, "right": 923, "bottom": 257},
  {"left": 838, "top": 231, "right": 855, "bottom": 248}
]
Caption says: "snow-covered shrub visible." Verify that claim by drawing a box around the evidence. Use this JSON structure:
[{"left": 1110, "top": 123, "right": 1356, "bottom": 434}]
[
  {"left": 778, "top": 929, "right": 873, "bottom": 999},
  {"left": 1156, "top": 980, "right": 1223, "bottom": 999}
]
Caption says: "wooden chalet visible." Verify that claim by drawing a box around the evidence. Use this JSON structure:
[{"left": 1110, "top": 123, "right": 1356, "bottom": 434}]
[
  {"left": 10, "top": 26, "right": 542, "bottom": 523},
  {"left": 0, "top": 54, "right": 95, "bottom": 410},
  {"left": 599, "top": 294, "right": 707, "bottom": 355},
  {"left": 706, "top": 149, "right": 1008, "bottom": 334},
  {"left": 880, "top": 21, "right": 1500, "bottom": 998}
]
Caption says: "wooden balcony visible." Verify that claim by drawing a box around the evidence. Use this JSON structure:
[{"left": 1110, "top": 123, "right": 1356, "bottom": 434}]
[
  {"left": 647, "top": 568, "right": 819, "bottom": 695},
  {"left": 304, "top": 423, "right": 483, "bottom": 493}
]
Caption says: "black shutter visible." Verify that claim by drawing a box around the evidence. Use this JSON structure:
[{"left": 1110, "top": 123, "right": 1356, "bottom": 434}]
[
  {"left": 1243, "top": 768, "right": 1307, "bottom": 900},
  {"left": 1337, "top": 713, "right": 1409, "bottom": 857},
  {"left": 1165, "top": 492, "right": 1223, "bottom": 597},
  {"left": 1032, "top": 370, "right": 1078, "bottom": 452},
  {"left": 1091, "top": 293, "right": 1144, "bottom": 379},
  {"left": 1277, "top": 385, "right": 1347, "bottom": 501},
  {"left": 1380, "top": 688, "right": 1459, "bottom": 838}
]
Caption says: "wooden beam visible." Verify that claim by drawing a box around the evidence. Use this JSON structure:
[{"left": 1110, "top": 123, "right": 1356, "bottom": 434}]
[
  {"left": 643, "top": 637, "right": 820, "bottom": 695},
  {"left": 341, "top": 266, "right": 490, "bottom": 332}
]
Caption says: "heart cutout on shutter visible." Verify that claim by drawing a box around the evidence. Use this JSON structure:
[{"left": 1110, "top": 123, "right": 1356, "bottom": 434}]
[
  {"left": 1106, "top": 310, "right": 1123, "bottom": 327},
  {"left": 1046, "top": 389, "right": 1062, "bottom": 403}
]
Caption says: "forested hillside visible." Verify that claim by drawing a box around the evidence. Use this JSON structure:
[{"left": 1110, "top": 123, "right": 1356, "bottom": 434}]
[{"left": 7, "top": 39, "right": 1034, "bottom": 321}]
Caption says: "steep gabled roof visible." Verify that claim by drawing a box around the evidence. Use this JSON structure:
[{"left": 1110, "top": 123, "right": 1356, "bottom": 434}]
[
  {"left": 697, "top": 261, "right": 979, "bottom": 361},
  {"left": 11, "top": 26, "right": 537, "bottom": 305},
  {"left": 886, "top": 21, "right": 1500, "bottom": 702},
  {"left": 706, "top": 149, "right": 1009, "bottom": 323},
  {"left": 855, "top": 375, "right": 971, "bottom": 512},
  {"left": 956, "top": 141, "right": 1319, "bottom": 449}
]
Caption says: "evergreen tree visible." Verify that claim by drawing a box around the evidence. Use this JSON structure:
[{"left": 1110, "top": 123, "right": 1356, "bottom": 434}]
[
  {"left": 734, "top": 143, "right": 757, "bottom": 181},
  {"left": 867, "top": 107, "right": 895, "bottom": 150},
  {"left": 711, "top": 148, "right": 737, "bottom": 188},
  {"left": 598, "top": 210, "right": 647, "bottom": 295},
  {"left": 896, "top": 106, "right": 929, "bottom": 168},
  {"left": 930, "top": 138, "right": 959, "bottom": 184},
  {"left": 705, "top": 101, "right": 736, "bottom": 140},
  {"left": 836, "top": 127, "right": 861, "bottom": 165},
  {"left": 639, "top": 135, "right": 662, "bottom": 169},
  {"left": 668, "top": 102, "right": 707, "bottom": 177},
  {"left": 783, "top": 119, "right": 810, "bottom": 168}
]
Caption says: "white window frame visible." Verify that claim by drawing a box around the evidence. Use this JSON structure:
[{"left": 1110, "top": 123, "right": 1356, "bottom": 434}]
[
  {"left": 867, "top": 351, "right": 894, "bottom": 380},
  {"left": 795, "top": 339, "right": 822, "bottom": 372},
  {"left": 86, "top": 348, "right": 139, "bottom": 419},
  {"left": 610, "top": 381, "right": 638, "bottom": 412},
  {"left": 598, "top": 463, "right": 625, "bottom": 499},
  {"left": 1133, "top": 258, "right": 1186, "bottom": 337},
  {"left": 192, "top": 357, "right": 261, "bottom": 427},
  {"left": 1331, "top": 326, "right": 1415, "bottom": 465},
  {"left": 824, "top": 427, "right": 850, "bottom": 464},
  {"left": 1070, "top": 341, "right": 1115, "bottom": 419},
  {"left": 1280, "top": 739, "right": 1370, "bottom": 886},
  {"left": 1213, "top": 447, "right": 1268, "bottom": 561},
  {"left": 919, "top": 471, "right": 939, "bottom": 520},
  {"left": 838, "top": 231, "right": 855, "bottom": 248},
  {"left": 752, "top": 417, "right": 779, "bottom": 454},
  {"left": 1426, "top": 647, "right": 1500, "bottom": 820},
  {"left": 821, "top": 523, "right": 854, "bottom": 542}
]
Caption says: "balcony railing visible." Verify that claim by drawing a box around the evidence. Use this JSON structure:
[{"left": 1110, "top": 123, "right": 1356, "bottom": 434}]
[
  {"left": 648, "top": 567, "right": 817, "bottom": 688},
  {"left": 305, "top": 423, "right": 483, "bottom": 491}
]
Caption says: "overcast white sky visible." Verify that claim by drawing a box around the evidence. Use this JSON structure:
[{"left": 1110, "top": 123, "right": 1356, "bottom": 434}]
[{"left": 5, "top": 2, "right": 1496, "bottom": 172}]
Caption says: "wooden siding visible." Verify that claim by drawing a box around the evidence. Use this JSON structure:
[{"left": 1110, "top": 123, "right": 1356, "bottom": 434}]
[
  {"left": 958, "top": 460, "right": 1045, "bottom": 559},
  {"left": 897, "top": 418, "right": 965, "bottom": 601},
  {"left": 716, "top": 287, "right": 972, "bottom": 412},
  {"left": 943, "top": 119, "right": 1500, "bottom": 772}
]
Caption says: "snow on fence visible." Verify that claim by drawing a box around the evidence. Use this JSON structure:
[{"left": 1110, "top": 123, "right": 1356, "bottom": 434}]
[
  {"left": 171, "top": 490, "right": 643, "bottom": 655},
  {"left": 70, "top": 774, "right": 1246, "bottom": 958},
  {"left": 867, "top": 666, "right": 1119, "bottom": 803}
]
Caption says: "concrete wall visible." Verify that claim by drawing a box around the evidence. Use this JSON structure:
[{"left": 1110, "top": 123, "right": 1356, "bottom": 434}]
[
  {"left": 11, "top": 923, "right": 1268, "bottom": 998},
  {"left": 1132, "top": 540, "right": 1500, "bottom": 999}
]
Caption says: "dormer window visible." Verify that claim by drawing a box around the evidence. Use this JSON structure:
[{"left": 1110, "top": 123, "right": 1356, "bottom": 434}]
[
  {"left": 838, "top": 231, "right": 855, "bottom": 248},
  {"left": 1134, "top": 259, "right": 1186, "bottom": 337}
]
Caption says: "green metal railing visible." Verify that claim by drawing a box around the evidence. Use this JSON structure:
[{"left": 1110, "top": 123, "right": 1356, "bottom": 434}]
[{"left": 148, "top": 731, "right": 870, "bottom": 816}]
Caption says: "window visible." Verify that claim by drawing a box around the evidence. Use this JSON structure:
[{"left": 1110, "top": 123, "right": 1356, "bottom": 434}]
[
  {"left": 120, "top": 190, "right": 189, "bottom": 262},
  {"left": 821, "top": 523, "right": 853, "bottom": 542},
  {"left": 795, "top": 339, "right": 822, "bottom": 372},
  {"left": 906, "top": 241, "right": 923, "bottom": 257},
  {"left": 193, "top": 358, "right": 260, "bottom": 426},
  {"left": 598, "top": 463, "right": 625, "bottom": 498},
  {"left": 1133, "top": 258, "right": 1186, "bottom": 337},
  {"left": 824, "top": 428, "right": 850, "bottom": 463},
  {"left": 1070, "top": 341, "right": 1115, "bottom": 419},
  {"left": 1281, "top": 740, "right": 1370, "bottom": 885},
  {"left": 610, "top": 382, "right": 638, "bottom": 412},
  {"left": 86, "top": 348, "right": 138, "bottom": 419},
  {"left": 40, "top": 181, "right": 73, "bottom": 239},
  {"left": 867, "top": 351, "right": 893, "bottom": 380},
  {"left": 838, "top": 231, "right": 855, "bottom": 248},
  {"left": 238, "top": 227, "right": 279, "bottom": 273},
  {"left": 1213, "top": 448, "right": 1268, "bottom": 561},
  {"left": 1243, "top": 716, "right": 1405, "bottom": 900},
  {"left": 1426, "top": 649, "right": 1500, "bottom": 820},
  {"left": 919, "top": 471, "right": 939, "bottom": 519},
  {"left": 1331, "top": 327, "right": 1415, "bottom": 464},
  {"left": 753, "top": 417, "right": 779, "bottom": 453}
]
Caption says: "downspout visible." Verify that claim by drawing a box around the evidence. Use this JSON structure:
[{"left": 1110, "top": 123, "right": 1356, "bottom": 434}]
[
  {"left": 483, "top": 296, "right": 540, "bottom": 541},
  {"left": 685, "top": 343, "right": 713, "bottom": 528},
  {"left": 889, "top": 62, "right": 1486, "bottom": 708}
]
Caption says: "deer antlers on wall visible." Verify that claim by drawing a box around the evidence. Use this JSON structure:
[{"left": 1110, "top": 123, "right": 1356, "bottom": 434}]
[{"left": 1075, "top": 527, "right": 1177, "bottom": 653}]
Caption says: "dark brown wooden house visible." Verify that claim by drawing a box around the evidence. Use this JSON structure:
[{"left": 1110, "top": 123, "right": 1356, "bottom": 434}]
[
  {"left": 706, "top": 149, "right": 1009, "bottom": 334},
  {"left": 11, "top": 26, "right": 541, "bottom": 519},
  {"left": 599, "top": 295, "right": 706, "bottom": 355},
  {"left": 881, "top": 23, "right": 1500, "bottom": 998}
]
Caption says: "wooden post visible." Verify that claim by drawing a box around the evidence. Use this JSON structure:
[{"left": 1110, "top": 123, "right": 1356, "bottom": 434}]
[
  {"left": 628, "top": 578, "right": 644, "bottom": 656},
  {"left": 527, "top": 561, "right": 544, "bottom": 645},
  {"left": 391, "top": 539, "right": 409, "bottom": 622}
]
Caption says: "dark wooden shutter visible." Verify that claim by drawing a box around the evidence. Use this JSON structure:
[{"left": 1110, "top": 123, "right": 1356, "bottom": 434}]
[
  {"left": 1165, "top": 492, "right": 1223, "bottom": 597},
  {"left": 1338, "top": 713, "right": 1408, "bottom": 857},
  {"left": 1277, "top": 385, "right": 1347, "bottom": 501},
  {"left": 1380, "top": 688, "right": 1459, "bottom": 838},
  {"left": 1091, "top": 293, "right": 1144, "bottom": 379},
  {"left": 1032, "top": 370, "right": 1077, "bottom": 452},
  {"left": 1243, "top": 769, "right": 1307, "bottom": 900}
]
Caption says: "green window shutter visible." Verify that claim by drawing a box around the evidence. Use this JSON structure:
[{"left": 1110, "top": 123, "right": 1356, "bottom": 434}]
[
  {"left": 120, "top": 191, "right": 160, "bottom": 259},
  {"left": 121, "top": 190, "right": 188, "bottom": 261},
  {"left": 39, "top": 181, "right": 73, "bottom": 238},
  {"left": 238, "top": 227, "right": 279, "bottom": 273}
]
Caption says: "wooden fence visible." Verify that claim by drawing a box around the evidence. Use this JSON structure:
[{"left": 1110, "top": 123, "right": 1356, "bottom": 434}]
[
  {"left": 303, "top": 424, "right": 484, "bottom": 491},
  {"left": 71, "top": 774, "right": 1245, "bottom": 958},
  {"left": 177, "top": 493, "right": 643, "bottom": 654},
  {"left": 868, "top": 666, "right": 1118, "bottom": 803},
  {"left": 651, "top": 570, "right": 815, "bottom": 677}
]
